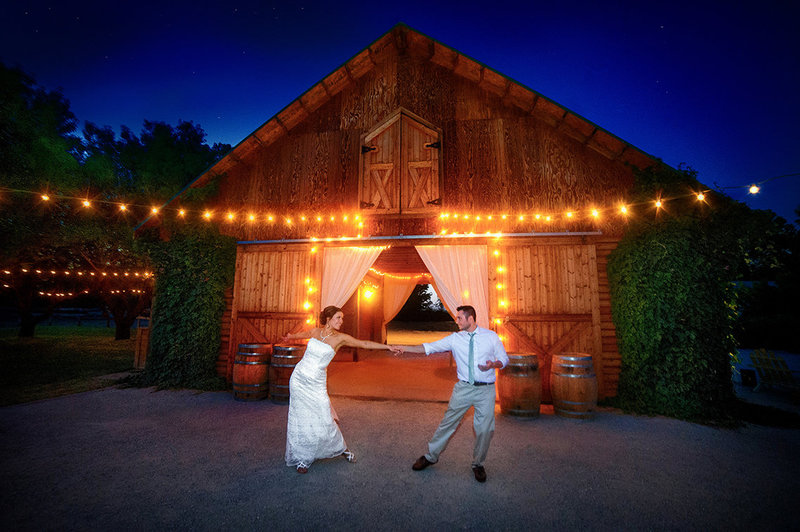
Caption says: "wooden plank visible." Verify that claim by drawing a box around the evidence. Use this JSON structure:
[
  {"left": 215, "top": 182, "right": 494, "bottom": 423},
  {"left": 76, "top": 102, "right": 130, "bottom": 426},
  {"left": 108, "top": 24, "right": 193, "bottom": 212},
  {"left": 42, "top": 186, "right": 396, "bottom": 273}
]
[
  {"left": 508, "top": 313, "right": 592, "bottom": 322},
  {"left": 588, "top": 244, "right": 606, "bottom": 398}
]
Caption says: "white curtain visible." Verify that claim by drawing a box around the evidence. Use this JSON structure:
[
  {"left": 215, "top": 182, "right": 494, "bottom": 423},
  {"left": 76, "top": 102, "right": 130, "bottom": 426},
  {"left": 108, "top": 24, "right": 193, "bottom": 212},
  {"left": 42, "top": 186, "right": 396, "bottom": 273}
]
[
  {"left": 381, "top": 276, "right": 419, "bottom": 342},
  {"left": 415, "top": 245, "right": 489, "bottom": 329},
  {"left": 321, "top": 247, "right": 384, "bottom": 309}
]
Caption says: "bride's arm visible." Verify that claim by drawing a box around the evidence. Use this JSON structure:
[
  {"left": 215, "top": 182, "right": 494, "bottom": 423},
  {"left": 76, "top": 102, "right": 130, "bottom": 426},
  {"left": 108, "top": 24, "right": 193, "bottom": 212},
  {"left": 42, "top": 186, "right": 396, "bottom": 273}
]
[
  {"left": 282, "top": 328, "right": 318, "bottom": 342},
  {"left": 337, "top": 333, "right": 395, "bottom": 351}
]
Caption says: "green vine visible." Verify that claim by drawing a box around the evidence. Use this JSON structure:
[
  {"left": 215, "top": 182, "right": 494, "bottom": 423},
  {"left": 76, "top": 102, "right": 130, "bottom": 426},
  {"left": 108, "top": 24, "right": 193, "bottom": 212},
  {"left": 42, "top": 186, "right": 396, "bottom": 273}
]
[
  {"left": 135, "top": 226, "right": 236, "bottom": 389},
  {"left": 606, "top": 165, "right": 740, "bottom": 422}
]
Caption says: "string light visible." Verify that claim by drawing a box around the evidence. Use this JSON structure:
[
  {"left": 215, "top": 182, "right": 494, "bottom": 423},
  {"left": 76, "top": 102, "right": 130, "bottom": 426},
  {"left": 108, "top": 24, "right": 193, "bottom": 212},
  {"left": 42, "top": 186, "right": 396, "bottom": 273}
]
[
  {"left": 2, "top": 268, "right": 153, "bottom": 278},
  {"left": 27, "top": 288, "right": 149, "bottom": 299},
  {"left": 2, "top": 173, "right": 797, "bottom": 235},
  {"left": 368, "top": 267, "right": 430, "bottom": 281}
]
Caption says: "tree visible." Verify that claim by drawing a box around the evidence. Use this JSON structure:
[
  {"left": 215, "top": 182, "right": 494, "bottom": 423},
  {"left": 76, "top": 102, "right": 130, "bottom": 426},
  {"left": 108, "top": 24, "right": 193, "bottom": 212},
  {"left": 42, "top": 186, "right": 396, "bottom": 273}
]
[
  {"left": 0, "top": 62, "right": 83, "bottom": 336},
  {"left": 394, "top": 284, "right": 449, "bottom": 322},
  {"left": 1, "top": 63, "right": 231, "bottom": 339}
]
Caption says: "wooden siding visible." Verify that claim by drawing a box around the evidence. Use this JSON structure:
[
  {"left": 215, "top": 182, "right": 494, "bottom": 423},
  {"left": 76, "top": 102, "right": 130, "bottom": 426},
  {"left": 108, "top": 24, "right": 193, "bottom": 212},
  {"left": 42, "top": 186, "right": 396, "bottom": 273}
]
[
  {"left": 204, "top": 43, "right": 634, "bottom": 243},
  {"left": 486, "top": 235, "right": 619, "bottom": 398},
  {"left": 221, "top": 236, "right": 622, "bottom": 397},
  {"left": 217, "top": 287, "right": 233, "bottom": 378},
  {"left": 219, "top": 244, "right": 320, "bottom": 380},
  {"left": 595, "top": 237, "right": 621, "bottom": 396}
]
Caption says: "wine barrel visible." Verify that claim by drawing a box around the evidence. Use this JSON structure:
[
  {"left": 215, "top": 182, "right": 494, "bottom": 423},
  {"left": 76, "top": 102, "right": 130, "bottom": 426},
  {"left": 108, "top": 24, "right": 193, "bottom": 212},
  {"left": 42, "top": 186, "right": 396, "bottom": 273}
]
[
  {"left": 550, "top": 353, "right": 598, "bottom": 419},
  {"left": 232, "top": 344, "right": 272, "bottom": 401},
  {"left": 497, "top": 353, "right": 541, "bottom": 417},
  {"left": 269, "top": 345, "right": 305, "bottom": 404}
]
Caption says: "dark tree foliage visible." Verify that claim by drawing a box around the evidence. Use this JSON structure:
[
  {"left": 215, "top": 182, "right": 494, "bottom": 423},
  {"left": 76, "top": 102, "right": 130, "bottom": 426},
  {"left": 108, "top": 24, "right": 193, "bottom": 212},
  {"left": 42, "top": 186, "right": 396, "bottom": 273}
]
[
  {"left": 394, "top": 284, "right": 451, "bottom": 322},
  {"left": 0, "top": 63, "right": 82, "bottom": 190},
  {"left": 1, "top": 62, "right": 231, "bottom": 340},
  {"left": 1, "top": 62, "right": 83, "bottom": 335},
  {"left": 735, "top": 206, "right": 800, "bottom": 351}
]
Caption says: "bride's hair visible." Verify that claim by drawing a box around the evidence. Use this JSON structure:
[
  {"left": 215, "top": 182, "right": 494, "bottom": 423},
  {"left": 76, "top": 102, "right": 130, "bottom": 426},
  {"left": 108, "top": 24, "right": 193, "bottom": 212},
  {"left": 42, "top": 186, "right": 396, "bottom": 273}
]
[{"left": 319, "top": 305, "right": 342, "bottom": 326}]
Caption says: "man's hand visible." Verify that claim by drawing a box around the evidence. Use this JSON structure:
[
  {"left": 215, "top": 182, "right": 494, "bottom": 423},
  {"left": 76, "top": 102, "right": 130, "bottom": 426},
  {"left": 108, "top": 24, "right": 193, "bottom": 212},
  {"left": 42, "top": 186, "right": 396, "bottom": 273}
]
[{"left": 478, "top": 359, "right": 501, "bottom": 371}]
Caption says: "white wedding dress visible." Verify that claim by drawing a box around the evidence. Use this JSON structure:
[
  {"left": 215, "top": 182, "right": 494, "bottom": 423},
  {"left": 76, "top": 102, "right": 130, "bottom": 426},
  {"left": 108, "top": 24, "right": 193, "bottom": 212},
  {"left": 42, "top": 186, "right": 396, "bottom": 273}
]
[{"left": 285, "top": 337, "right": 347, "bottom": 468}]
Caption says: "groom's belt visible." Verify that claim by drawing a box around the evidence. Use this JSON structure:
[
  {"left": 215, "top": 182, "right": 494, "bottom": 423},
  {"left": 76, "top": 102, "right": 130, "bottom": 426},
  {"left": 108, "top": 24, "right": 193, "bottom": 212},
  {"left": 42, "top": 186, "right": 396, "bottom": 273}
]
[{"left": 461, "top": 380, "right": 493, "bottom": 386}]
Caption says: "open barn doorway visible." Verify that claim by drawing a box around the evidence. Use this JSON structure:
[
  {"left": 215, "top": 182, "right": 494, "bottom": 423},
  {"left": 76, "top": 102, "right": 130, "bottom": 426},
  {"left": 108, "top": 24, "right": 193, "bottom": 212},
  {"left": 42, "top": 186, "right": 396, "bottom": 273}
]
[
  {"left": 326, "top": 245, "right": 458, "bottom": 401},
  {"left": 386, "top": 283, "right": 455, "bottom": 346}
]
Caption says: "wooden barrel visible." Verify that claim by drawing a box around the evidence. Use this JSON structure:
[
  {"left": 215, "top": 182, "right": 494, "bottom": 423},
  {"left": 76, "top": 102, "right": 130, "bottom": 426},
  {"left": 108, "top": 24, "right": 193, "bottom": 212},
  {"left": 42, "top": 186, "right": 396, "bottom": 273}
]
[
  {"left": 550, "top": 353, "right": 598, "bottom": 419},
  {"left": 497, "top": 353, "right": 541, "bottom": 417},
  {"left": 269, "top": 345, "right": 305, "bottom": 404},
  {"left": 232, "top": 344, "right": 272, "bottom": 401}
]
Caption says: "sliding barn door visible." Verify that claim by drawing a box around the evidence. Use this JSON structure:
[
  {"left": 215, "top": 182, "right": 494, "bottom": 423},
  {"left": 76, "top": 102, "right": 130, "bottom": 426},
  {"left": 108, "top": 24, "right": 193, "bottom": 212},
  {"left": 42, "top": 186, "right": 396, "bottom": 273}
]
[
  {"left": 222, "top": 244, "right": 320, "bottom": 381},
  {"left": 489, "top": 241, "right": 605, "bottom": 400}
]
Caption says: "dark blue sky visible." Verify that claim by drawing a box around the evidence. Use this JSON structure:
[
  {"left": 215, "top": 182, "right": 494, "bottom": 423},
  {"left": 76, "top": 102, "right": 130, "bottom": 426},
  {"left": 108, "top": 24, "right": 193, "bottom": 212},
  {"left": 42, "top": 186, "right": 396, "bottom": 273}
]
[{"left": 2, "top": 1, "right": 798, "bottom": 222}]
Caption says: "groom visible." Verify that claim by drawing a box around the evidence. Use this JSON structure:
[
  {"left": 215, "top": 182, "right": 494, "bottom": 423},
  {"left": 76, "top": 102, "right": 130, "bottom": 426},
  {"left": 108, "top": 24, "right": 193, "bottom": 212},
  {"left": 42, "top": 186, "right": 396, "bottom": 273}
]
[{"left": 395, "top": 305, "right": 508, "bottom": 482}]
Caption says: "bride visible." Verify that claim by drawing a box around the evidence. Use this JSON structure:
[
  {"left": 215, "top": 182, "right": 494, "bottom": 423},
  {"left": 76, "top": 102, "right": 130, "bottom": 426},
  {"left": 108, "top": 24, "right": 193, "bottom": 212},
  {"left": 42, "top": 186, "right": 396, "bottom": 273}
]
[{"left": 282, "top": 305, "right": 399, "bottom": 473}]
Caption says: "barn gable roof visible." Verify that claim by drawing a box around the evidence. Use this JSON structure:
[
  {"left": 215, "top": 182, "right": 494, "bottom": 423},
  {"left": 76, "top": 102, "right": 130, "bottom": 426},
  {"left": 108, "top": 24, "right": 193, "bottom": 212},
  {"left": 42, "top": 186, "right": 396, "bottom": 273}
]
[{"left": 139, "top": 23, "right": 657, "bottom": 230}]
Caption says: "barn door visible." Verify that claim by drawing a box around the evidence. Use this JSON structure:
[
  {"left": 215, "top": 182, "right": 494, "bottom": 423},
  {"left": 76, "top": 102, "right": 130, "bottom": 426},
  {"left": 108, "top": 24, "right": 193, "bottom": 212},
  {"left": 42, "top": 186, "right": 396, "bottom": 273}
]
[
  {"left": 360, "top": 115, "right": 400, "bottom": 213},
  {"left": 225, "top": 245, "right": 320, "bottom": 381},
  {"left": 360, "top": 109, "right": 441, "bottom": 215},
  {"left": 401, "top": 116, "right": 440, "bottom": 214},
  {"left": 489, "top": 243, "right": 605, "bottom": 401}
]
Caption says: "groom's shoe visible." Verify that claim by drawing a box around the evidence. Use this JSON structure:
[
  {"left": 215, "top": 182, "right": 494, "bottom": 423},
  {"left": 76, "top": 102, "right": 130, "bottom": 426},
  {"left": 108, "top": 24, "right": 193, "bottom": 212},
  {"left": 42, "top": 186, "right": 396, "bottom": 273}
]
[
  {"left": 412, "top": 455, "right": 435, "bottom": 471},
  {"left": 472, "top": 465, "right": 487, "bottom": 482}
]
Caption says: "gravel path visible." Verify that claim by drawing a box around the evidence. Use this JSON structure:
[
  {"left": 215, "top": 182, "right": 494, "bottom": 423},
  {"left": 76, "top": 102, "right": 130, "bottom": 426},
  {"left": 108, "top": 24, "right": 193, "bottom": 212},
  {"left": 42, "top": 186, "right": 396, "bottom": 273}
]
[{"left": 2, "top": 386, "right": 798, "bottom": 531}]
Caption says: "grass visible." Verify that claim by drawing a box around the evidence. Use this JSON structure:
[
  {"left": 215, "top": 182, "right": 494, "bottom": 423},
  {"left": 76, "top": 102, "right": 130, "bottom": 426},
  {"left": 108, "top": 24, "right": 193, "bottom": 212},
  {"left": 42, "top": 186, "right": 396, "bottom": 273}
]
[{"left": 0, "top": 325, "right": 135, "bottom": 406}]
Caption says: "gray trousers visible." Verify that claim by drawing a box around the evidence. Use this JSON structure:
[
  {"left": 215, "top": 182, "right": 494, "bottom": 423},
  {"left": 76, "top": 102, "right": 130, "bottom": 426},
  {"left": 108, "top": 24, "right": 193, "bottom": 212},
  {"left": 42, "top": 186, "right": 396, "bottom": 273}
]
[{"left": 425, "top": 381, "right": 496, "bottom": 467}]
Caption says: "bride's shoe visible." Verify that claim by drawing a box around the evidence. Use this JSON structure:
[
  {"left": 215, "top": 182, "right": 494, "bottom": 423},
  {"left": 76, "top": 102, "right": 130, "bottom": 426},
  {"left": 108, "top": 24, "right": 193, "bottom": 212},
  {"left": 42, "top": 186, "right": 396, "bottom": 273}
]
[
  {"left": 342, "top": 450, "right": 356, "bottom": 463},
  {"left": 296, "top": 462, "right": 309, "bottom": 474}
]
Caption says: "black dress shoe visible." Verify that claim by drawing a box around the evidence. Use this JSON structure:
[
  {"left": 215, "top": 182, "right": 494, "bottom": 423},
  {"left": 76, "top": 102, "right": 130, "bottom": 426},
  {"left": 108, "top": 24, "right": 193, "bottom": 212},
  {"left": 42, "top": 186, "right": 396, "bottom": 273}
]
[
  {"left": 412, "top": 455, "right": 434, "bottom": 471},
  {"left": 472, "top": 465, "right": 487, "bottom": 482}
]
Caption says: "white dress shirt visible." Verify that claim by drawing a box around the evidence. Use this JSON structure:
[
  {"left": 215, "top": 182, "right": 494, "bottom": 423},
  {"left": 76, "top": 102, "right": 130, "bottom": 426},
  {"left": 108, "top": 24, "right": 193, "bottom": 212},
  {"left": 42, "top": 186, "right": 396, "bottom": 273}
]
[{"left": 423, "top": 327, "right": 509, "bottom": 384}]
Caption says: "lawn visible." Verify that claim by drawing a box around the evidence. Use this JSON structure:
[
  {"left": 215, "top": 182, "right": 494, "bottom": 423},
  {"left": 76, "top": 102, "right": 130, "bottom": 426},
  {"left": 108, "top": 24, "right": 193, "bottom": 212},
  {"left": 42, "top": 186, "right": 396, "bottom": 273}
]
[{"left": 0, "top": 325, "right": 135, "bottom": 406}]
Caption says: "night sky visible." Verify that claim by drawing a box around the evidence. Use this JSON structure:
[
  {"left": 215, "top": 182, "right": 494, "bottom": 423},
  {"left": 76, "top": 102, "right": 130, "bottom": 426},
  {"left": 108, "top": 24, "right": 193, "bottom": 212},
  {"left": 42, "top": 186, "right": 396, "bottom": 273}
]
[{"left": 2, "top": 1, "right": 798, "bottom": 222}]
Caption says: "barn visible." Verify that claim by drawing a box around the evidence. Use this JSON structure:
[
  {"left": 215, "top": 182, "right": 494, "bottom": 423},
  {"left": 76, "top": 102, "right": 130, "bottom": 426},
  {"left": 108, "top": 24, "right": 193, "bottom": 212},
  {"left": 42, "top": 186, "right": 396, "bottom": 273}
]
[{"left": 140, "top": 24, "right": 658, "bottom": 400}]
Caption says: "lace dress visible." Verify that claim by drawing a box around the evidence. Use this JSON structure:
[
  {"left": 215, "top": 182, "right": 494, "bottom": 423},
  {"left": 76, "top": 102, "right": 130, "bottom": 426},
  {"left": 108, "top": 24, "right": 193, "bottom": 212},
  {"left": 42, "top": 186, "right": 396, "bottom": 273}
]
[{"left": 285, "top": 337, "right": 347, "bottom": 468}]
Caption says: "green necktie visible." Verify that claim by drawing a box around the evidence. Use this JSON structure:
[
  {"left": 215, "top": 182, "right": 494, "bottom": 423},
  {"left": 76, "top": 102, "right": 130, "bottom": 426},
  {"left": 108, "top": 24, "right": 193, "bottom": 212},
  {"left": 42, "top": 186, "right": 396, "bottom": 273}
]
[{"left": 468, "top": 332, "right": 476, "bottom": 384}]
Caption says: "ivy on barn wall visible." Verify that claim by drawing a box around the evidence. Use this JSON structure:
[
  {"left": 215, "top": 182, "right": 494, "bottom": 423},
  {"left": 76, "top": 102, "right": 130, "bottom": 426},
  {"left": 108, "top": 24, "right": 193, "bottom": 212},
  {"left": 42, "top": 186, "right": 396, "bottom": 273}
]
[
  {"left": 135, "top": 223, "right": 236, "bottom": 389},
  {"left": 606, "top": 164, "right": 756, "bottom": 421}
]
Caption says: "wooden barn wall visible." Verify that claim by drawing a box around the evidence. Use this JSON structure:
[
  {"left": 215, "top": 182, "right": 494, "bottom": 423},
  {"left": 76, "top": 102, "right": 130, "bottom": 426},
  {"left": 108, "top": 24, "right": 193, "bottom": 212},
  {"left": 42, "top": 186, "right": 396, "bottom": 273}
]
[
  {"left": 487, "top": 235, "right": 620, "bottom": 398},
  {"left": 217, "top": 236, "right": 623, "bottom": 394},
  {"left": 214, "top": 47, "right": 633, "bottom": 242},
  {"left": 216, "top": 287, "right": 233, "bottom": 378},
  {"left": 595, "top": 237, "right": 621, "bottom": 396},
  {"left": 218, "top": 244, "right": 320, "bottom": 380}
]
